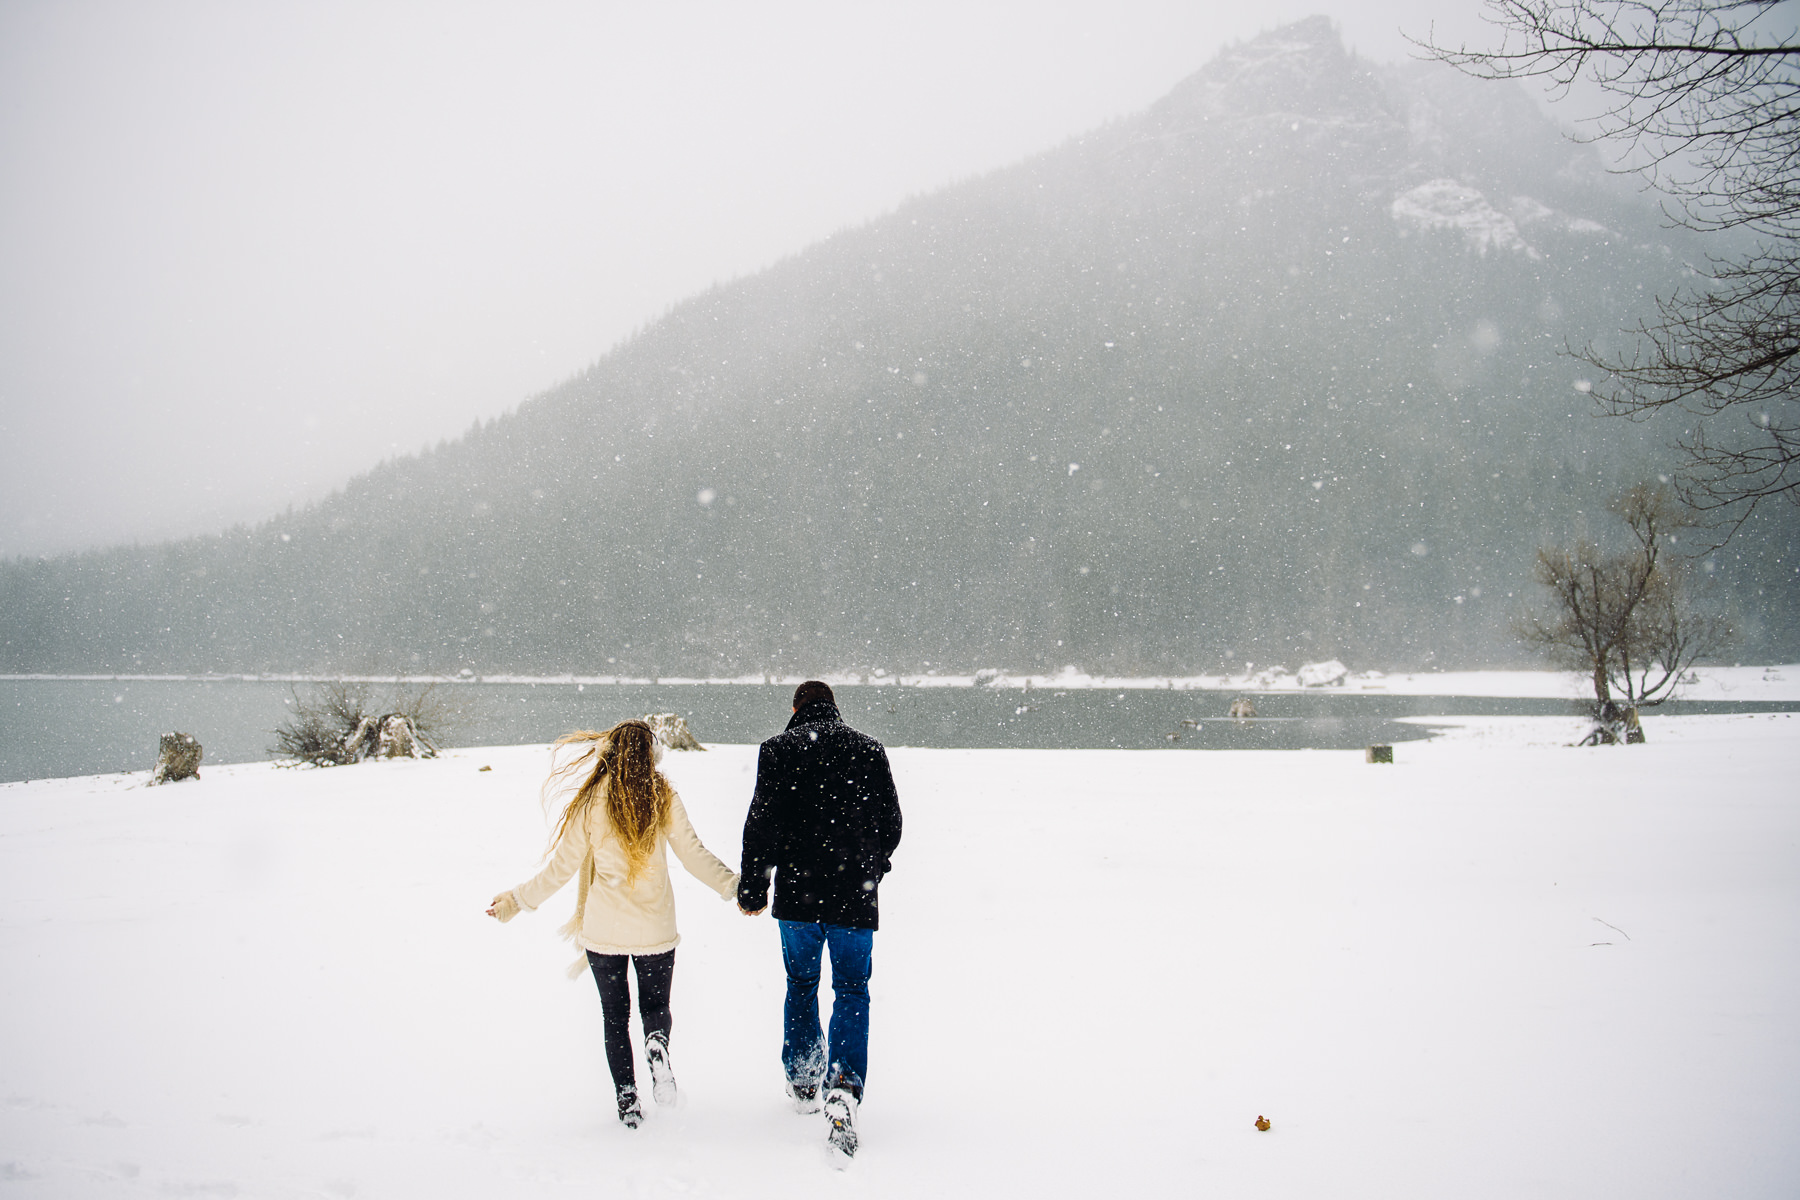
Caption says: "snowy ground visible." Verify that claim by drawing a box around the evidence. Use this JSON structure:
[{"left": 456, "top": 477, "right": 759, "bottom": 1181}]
[{"left": 2, "top": 715, "right": 1797, "bottom": 1198}]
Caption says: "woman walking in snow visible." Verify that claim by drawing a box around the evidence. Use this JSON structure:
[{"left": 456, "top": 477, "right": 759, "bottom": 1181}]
[{"left": 487, "top": 719, "right": 739, "bottom": 1128}]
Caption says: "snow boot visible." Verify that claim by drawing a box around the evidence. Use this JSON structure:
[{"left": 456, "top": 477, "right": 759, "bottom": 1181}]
[
  {"left": 616, "top": 1084, "right": 644, "bottom": 1129},
  {"left": 785, "top": 1078, "right": 822, "bottom": 1114},
  {"left": 645, "top": 1034, "right": 678, "bottom": 1106},
  {"left": 823, "top": 1085, "right": 859, "bottom": 1164}
]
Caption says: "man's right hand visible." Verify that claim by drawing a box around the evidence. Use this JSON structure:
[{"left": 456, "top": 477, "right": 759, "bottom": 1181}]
[{"left": 737, "top": 903, "right": 766, "bottom": 917}]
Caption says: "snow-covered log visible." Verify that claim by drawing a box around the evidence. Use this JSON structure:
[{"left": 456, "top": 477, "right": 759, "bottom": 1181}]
[{"left": 150, "top": 732, "right": 202, "bottom": 784}]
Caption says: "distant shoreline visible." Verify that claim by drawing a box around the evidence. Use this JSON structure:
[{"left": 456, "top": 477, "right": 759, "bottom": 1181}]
[{"left": 4, "top": 665, "right": 1796, "bottom": 701}]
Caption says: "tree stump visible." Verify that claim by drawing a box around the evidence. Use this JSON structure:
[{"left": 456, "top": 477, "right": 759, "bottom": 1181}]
[
  {"left": 151, "top": 732, "right": 202, "bottom": 784},
  {"left": 1228, "top": 697, "right": 1257, "bottom": 719},
  {"left": 645, "top": 712, "right": 705, "bottom": 751},
  {"left": 378, "top": 714, "right": 424, "bottom": 758},
  {"left": 343, "top": 715, "right": 379, "bottom": 762},
  {"left": 1365, "top": 744, "right": 1394, "bottom": 764}
]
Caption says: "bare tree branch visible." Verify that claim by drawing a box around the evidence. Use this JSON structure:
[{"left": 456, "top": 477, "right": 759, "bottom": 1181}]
[{"left": 1415, "top": 2, "right": 1800, "bottom": 534}]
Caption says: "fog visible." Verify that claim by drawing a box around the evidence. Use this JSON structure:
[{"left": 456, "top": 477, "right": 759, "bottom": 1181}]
[{"left": 0, "top": 0, "right": 1497, "bottom": 560}]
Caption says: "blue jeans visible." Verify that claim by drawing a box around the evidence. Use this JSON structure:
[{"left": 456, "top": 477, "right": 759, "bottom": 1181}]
[{"left": 778, "top": 920, "right": 873, "bottom": 1096}]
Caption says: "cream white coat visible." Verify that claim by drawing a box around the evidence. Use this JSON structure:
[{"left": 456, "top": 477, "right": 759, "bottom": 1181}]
[{"left": 510, "top": 791, "right": 739, "bottom": 955}]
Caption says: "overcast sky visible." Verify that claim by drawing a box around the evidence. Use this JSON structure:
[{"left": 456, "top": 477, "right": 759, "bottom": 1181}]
[{"left": 0, "top": 0, "right": 1502, "bottom": 559}]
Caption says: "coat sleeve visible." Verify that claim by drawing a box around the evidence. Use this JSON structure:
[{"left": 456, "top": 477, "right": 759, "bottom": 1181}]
[
  {"left": 512, "top": 807, "right": 589, "bottom": 913},
  {"left": 738, "top": 743, "right": 780, "bottom": 911},
  {"left": 873, "top": 746, "right": 902, "bottom": 874},
  {"left": 665, "top": 792, "right": 740, "bottom": 899}
]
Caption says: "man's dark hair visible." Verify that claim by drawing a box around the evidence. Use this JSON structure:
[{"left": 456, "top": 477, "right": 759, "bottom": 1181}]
[{"left": 792, "top": 680, "right": 835, "bottom": 710}]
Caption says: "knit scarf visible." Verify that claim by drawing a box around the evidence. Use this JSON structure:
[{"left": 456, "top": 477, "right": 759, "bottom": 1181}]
[{"left": 556, "top": 825, "right": 597, "bottom": 980}]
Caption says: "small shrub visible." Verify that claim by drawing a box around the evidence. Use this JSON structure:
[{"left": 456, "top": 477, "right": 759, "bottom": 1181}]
[{"left": 272, "top": 682, "right": 452, "bottom": 766}]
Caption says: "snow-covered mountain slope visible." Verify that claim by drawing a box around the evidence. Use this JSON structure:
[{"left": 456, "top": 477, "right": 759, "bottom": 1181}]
[{"left": 6, "top": 17, "right": 1791, "bottom": 679}]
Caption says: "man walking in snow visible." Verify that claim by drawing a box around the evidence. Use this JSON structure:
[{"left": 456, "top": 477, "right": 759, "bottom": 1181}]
[{"left": 738, "top": 680, "right": 903, "bottom": 1162}]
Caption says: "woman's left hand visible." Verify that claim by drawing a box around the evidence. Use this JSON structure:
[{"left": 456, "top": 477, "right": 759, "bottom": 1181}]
[{"left": 487, "top": 891, "right": 520, "bottom": 922}]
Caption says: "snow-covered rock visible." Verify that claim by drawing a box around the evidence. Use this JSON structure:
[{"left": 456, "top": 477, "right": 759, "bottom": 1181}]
[
  {"left": 1391, "top": 179, "right": 1538, "bottom": 258},
  {"left": 1246, "top": 666, "right": 1295, "bottom": 689},
  {"left": 1297, "top": 659, "right": 1350, "bottom": 687}
]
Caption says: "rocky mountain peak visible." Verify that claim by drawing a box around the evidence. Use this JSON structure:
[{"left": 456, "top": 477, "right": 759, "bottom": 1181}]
[{"left": 1148, "top": 15, "right": 1391, "bottom": 130}]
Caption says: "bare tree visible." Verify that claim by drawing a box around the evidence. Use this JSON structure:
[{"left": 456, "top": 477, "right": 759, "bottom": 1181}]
[
  {"left": 1416, "top": 1, "right": 1800, "bottom": 538},
  {"left": 1519, "top": 483, "right": 1731, "bottom": 741}
]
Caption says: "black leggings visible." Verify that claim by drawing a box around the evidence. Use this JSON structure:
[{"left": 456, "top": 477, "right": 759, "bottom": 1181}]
[{"left": 585, "top": 948, "right": 675, "bottom": 1093}]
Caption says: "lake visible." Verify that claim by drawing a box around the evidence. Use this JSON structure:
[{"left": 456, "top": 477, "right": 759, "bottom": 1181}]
[{"left": 3, "top": 678, "right": 1792, "bottom": 784}]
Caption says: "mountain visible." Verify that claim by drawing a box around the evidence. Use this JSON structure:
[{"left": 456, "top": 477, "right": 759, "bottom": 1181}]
[{"left": 5, "top": 17, "right": 1795, "bottom": 677}]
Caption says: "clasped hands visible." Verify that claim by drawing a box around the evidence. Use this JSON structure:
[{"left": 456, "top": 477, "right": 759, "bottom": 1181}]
[{"left": 486, "top": 890, "right": 761, "bottom": 918}]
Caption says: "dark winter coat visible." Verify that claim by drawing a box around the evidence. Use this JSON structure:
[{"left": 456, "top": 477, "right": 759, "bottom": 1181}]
[{"left": 738, "top": 700, "right": 903, "bottom": 929}]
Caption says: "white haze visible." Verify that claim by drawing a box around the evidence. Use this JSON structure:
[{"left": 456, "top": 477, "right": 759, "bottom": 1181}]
[{"left": 0, "top": 0, "right": 1497, "bottom": 559}]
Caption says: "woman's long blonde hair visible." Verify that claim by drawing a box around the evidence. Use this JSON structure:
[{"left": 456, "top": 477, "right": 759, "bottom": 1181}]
[{"left": 543, "top": 719, "right": 673, "bottom": 886}]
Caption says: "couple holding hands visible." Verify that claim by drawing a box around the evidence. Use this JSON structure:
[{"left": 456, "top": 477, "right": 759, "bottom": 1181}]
[{"left": 487, "top": 681, "right": 903, "bottom": 1161}]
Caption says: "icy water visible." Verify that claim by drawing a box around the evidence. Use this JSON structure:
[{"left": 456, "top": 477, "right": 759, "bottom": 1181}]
[{"left": 3, "top": 678, "right": 1794, "bottom": 784}]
